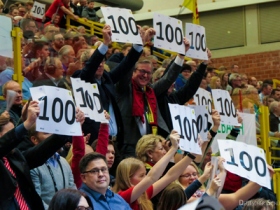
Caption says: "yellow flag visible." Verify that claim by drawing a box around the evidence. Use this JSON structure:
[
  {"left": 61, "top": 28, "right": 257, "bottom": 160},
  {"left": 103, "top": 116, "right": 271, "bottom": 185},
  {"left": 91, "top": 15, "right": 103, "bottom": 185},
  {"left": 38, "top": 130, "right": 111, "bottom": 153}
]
[{"left": 182, "top": 0, "right": 200, "bottom": 25}]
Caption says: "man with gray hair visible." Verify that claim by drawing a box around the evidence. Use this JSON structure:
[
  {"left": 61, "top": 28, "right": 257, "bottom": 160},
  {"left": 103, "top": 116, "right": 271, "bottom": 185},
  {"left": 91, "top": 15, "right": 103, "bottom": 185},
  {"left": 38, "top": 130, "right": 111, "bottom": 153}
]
[
  {"left": 229, "top": 73, "right": 242, "bottom": 89},
  {"left": 58, "top": 45, "right": 76, "bottom": 76}
]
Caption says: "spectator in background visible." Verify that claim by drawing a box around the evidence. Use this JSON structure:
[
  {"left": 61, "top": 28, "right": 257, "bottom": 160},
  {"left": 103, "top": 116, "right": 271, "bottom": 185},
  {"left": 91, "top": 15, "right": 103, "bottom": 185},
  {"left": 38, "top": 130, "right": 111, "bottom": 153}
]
[
  {"left": 187, "top": 60, "right": 197, "bottom": 72},
  {"left": 25, "top": 0, "right": 34, "bottom": 12},
  {"left": 249, "top": 76, "right": 258, "bottom": 88},
  {"left": 271, "top": 89, "right": 280, "bottom": 101},
  {"left": 229, "top": 73, "right": 242, "bottom": 90},
  {"left": 81, "top": 0, "right": 99, "bottom": 22},
  {"left": 18, "top": 5, "right": 26, "bottom": 17},
  {"left": 9, "top": 6, "right": 19, "bottom": 17},
  {"left": 175, "top": 63, "right": 192, "bottom": 90},
  {"left": 240, "top": 73, "right": 252, "bottom": 89},
  {"left": 49, "top": 33, "right": 65, "bottom": 57},
  {"left": 78, "top": 0, "right": 88, "bottom": 15},
  {"left": 44, "top": 13, "right": 60, "bottom": 28},
  {"left": 106, "top": 43, "right": 132, "bottom": 70},
  {"left": 231, "top": 64, "right": 239, "bottom": 73},
  {"left": 44, "top": 0, "right": 79, "bottom": 28},
  {"left": 209, "top": 76, "right": 221, "bottom": 90},
  {"left": 77, "top": 26, "right": 86, "bottom": 34},
  {"left": 204, "top": 71, "right": 212, "bottom": 93},
  {"left": 41, "top": 24, "right": 59, "bottom": 42},
  {"left": 21, "top": 18, "right": 37, "bottom": 35},
  {"left": 64, "top": 32, "right": 75, "bottom": 45},
  {"left": 259, "top": 83, "right": 273, "bottom": 103},
  {"left": 162, "top": 58, "right": 172, "bottom": 68},
  {"left": 89, "top": 35, "right": 99, "bottom": 46},
  {"left": 70, "top": 0, "right": 81, "bottom": 16},
  {"left": 58, "top": 45, "right": 77, "bottom": 76},
  {"left": 147, "top": 55, "right": 158, "bottom": 71},
  {"left": 263, "top": 95, "right": 275, "bottom": 107},
  {"left": 220, "top": 72, "right": 232, "bottom": 93}
]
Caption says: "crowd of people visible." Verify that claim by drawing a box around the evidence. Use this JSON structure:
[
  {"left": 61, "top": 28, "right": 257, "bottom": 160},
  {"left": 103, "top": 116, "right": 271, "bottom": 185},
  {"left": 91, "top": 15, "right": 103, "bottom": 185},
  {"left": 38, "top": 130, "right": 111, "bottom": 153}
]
[{"left": 0, "top": 0, "right": 278, "bottom": 210}]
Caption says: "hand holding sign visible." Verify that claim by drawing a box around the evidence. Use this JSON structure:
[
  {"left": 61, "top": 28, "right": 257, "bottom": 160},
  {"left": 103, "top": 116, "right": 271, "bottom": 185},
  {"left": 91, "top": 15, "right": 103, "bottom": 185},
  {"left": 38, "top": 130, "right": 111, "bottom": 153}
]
[
  {"left": 31, "top": 1, "right": 46, "bottom": 19},
  {"left": 185, "top": 23, "right": 208, "bottom": 60},
  {"left": 30, "top": 86, "right": 82, "bottom": 136},
  {"left": 102, "top": 24, "right": 112, "bottom": 46},
  {"left": 23, "top": 101, "right": 40, "bottom": 130},
  {"left": 212, "top": 89, "right": 238, "bottom": 126},
  {"left": 101, "top": 7, "right": 142, "bottom": 44},
  {"left": 218, "top": 140, "right": 271, "bottom": 189},
  {"left": 153, "top": 13, "right": 185, "bottom": 54}
]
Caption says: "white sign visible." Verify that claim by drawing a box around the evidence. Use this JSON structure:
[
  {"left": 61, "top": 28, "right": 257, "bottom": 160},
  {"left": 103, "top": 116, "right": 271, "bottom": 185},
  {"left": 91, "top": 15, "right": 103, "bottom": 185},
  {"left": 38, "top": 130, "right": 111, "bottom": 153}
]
[
  {"left": 71, "top": 78, "right": 106, "bottom": 122},
  {"left": 31, "top": 1, "right": 46, "bottom": 19},
  {"left": 30, "top": 86, "right": 82, "bottom": 136},
  {"left": 169, "top": 104, "right": 201, "bottom": 155},
  {"left": 153, "top": 13, "right": 185, "bottom": 54},
  {"left": 211, "top": 112, "right": 257, "bottom": 154},
  {"left": 189, "top": 105, "right": 208, "bottom": 141},
  {"left": 101, "top": 7, "right": 142, "bottom": 45},
  {"left": 0, "top": 16, "right": 13, "bottom": 58},
  {"left": 218, "top": 140, "right": 271, "bottom": 189},
  {"left": 185, "top": 23, "right": 208, "bottom": 60},
  {"left": 212, "top": 89, "right": 238, "bottom": 126},
  {"left": 193, "top": 88, "right": 213, "bottom": 126}
]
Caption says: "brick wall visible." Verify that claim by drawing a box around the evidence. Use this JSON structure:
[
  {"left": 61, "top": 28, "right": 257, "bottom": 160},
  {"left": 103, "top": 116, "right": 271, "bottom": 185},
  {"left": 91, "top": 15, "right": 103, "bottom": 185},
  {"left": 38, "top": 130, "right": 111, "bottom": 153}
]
[{"left": 211, "top": 50, "right": 280, "bottom": 80}]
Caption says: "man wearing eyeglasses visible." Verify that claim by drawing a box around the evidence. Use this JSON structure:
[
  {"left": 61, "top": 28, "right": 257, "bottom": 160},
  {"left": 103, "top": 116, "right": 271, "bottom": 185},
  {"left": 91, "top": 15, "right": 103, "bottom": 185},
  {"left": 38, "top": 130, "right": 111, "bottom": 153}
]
[
  {"left": 79, "top": 152, "right": 131, "bottom": 210},
  {"left": 49, "top": 33, "right": 65, "bottom": 57}
]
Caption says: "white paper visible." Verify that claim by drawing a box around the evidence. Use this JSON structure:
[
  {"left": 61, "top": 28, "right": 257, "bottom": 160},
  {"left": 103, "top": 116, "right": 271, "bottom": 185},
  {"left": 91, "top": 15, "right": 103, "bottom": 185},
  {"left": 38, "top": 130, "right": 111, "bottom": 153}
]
[
  {"left": 71, "top": 77, "right": 105, "bottom": 122},
  {"left": 189, "top": 105, "right": 208, "bottom": 141},
  {"left": 169, "top": 103, "right": 201, "bottom": 155},
  {"left": 185, "top": 23, "right": 208, "bottom": 60},
  {"left": 153, "top": 13, "right": 185, "bottom": 54},
  {"left": 101, "top": 7, "right": 142, "bottom": 44},
  {"left": 30, "top": 86, "right": 82, "bottom": 136},
  {"left": 218, "top": 139, "right": 271, "bottom": 189},
  {"left": 0, "top": 16, "right": 13, "bottom": 58},
  {"left": 212, "top": 89, "right": 238, "bottom": 126},
  {"left": 30, "top": 1, "right": 46, "bottom": 19}
]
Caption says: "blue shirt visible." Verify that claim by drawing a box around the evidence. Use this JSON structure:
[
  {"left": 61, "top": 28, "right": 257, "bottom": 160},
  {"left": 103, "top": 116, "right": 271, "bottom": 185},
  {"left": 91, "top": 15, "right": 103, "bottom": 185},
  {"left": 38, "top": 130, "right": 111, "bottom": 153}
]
[{"left": 80, "top": 183, "right": 131, "bottom": 210}]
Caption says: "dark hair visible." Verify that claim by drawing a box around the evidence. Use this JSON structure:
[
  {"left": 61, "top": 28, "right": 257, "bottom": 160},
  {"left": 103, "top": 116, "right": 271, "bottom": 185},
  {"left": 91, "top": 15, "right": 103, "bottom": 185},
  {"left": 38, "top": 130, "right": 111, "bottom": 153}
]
[
  {"left": 271, "top": 89, "right": 280, "bottom": 96},
  {"left": 242, "top": 198, "right": 274, "bottom": 210},
  {"left": 157, "top": 183, "right": 186, "bottom": 210},
  {"left": 48, "top": 189, "right": 92, "bottom": 210},
  {"left": 91, "top": 139, "right": 114, "bottom": 151},
  {"left": 32, "top": 40, "right": 48, "bottom": 56},
  {"left": 263, "top": 79, "right": 273, "bottom": 85},
  {"left": 181, "top": 63, "right": 192, "bottom": 73},
  {"left": 21, "top": 18, "right": 35, "bottom": 31},
  {"left": 261, "top": 83, "right": 272, "bottom": 91},
  {"left": 79, "top": 152, "right": 107, "bottom": 173}
]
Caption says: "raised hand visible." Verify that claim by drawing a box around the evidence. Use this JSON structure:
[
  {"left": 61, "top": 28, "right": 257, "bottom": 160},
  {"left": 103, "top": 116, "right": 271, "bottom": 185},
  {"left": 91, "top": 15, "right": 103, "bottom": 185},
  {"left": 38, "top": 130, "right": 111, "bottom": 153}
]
[
  {"left": 75, "top": 107, "right": 85, "bottom": 125},
  {"left": 24, "top": 101, "right": 40, "bottom": 130},
  {"left": 102, "top": 24, "right": 112, "bottom": 46},
  {"left": 169, "top": 130, "right": 180, "bottom": 149},
  {"left": 203, "top": 48, "right": 212, "bottom": 64}
]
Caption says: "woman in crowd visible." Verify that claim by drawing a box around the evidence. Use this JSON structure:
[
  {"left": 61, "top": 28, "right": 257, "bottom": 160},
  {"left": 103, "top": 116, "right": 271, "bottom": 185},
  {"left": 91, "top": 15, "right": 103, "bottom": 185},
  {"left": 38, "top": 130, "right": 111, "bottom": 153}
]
[
  {"left": 113, "top": 130, "right": 196, "bottom": 210},
  {"left": 48, "top": 189, "right": 92, "bottom": 210},
  {"left": 209, "top": 76, "right": 222, "bottom": 89},
  {"left": 220, "top": 72, "right": 232, "bottom": 93}
]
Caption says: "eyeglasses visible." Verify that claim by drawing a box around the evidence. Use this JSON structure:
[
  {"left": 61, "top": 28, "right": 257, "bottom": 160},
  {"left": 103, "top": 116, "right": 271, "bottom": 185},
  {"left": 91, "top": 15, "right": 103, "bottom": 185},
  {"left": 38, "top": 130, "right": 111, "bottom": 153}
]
[
  {"left": 83, "top": 167, "right": 108, "bottom": 175},
  {"left": 180, "top": 172, "right": 197, "bottom": 178},
  {"left": 136, "top": 69, "right": 152, "bottom": 76},
  {"left": 76, "top": 206, "right": 92, "bottom": 210}
]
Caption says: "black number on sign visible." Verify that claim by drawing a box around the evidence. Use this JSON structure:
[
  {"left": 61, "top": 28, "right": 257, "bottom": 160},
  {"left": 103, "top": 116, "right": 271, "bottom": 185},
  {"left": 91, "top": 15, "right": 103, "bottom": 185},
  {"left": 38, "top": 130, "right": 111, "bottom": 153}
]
[
  {"left": 217, "top": 97, "right": 236, "bottom": 117},
  {"left": 107, "top": 15, "right": 120, "bottom": 34},
  {"left": 37, "top": 7, "right": 41, "bottom": 15},
  {"left": 184, "top": 117, "right": 191, "bottom": 141},
  {"left": 195, "top": 94, "right": 212, "bottom": 115},
  {"left": 128, "top": 17, "right": 138, "bottom": 35},
  {"left": 240, "top": 151, "right": 253, "bottom": 171},
  {"left": 195, "top": 94, "right": 200, "bottom": 105},
  {"left": 65, "top": 101, "right": 75, "bottom": 124},
  {"left": 156, "top": 22, "right": 164, "bottom": 40},
  {"left": 165, "top": 24, "right": 174, "bottom": 43},
  {"left": 76, "top": 88, "right": 86, "bottom": 107},
  {"left": 175, "top": 27, "right": 183, "bottom": 45},
  {"left": 52, "top": 98, "right": 63, "bottom": 123},
  {"left": 191, "top": 119, "right": 198, "bottom": 142},
  {"left": 204, "top": 114, "right": 208, "bottom": 132},
  {"left": 41, "top": 8, "right": 45, "bottom": 15},
  {"left": 224, "top": 148, "right": 267, "bottom": 177},
  {"left": 224, "top": 148, "right": 238, "bottom": 166},
  {"left": 32, "top": 5, "right": 37, "bottom": 13},
  {"left": 157, "top": 22, "right": 183, "bottom": 45},
  {"left": 255, "top": 156, "right": 266, "bottom": 177},
  {"left": 207, "top": 99, "right": 212, "bottom": 115},
  {"left": 118, "top": 16, "right": 129, "bottom": 35},
  {"left": 107, "top": 15, "right": 138, "bottom": 36},
  {"left": 93, "top": 93, "right": 103, "bottom": 113},
  {"left": 175, "top": 115, "right": 184, "bottom": 139},
  {"left": 85, "top": 90, "right": 93, "bottom": 110},
  {"left": 196, "top": 115, "right": 203, "bottom": 134},
  {"left": 189, "top": 32, "right": 206, "bottom": 51},
  {"left": 38, "top": 96, "right": 49, "bottom": 121}
]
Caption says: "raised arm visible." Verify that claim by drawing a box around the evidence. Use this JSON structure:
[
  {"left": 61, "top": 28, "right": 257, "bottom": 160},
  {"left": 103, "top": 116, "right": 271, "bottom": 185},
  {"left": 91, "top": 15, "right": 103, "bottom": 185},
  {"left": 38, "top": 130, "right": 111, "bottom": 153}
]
[
  {"left": 95, "top": 111, "right": 110, "bottom": 156},
  {"left": 129, "top": 131, "right": 179, "bottom": 203},
  {"left": 109, "top": 27, "right": 156, "bottom": 84},
  {"left": 80, "top": 25, "right": 112, "bottom": 83},
  {"left": 152, "top": 38, "right": 190, "bottom": 97},
  {"left": 174, "top": 49, "right": 212, "bottom": 105}
]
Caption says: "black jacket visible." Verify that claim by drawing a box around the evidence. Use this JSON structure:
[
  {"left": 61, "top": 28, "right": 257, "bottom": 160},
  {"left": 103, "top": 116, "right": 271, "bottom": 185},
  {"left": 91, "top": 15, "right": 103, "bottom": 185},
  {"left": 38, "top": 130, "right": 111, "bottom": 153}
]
[
  {"left": 156, "top": 63, "right": 207, "bottom": 131},
  {"left": 0, "top": 124, "right": 67, "bottom": 210}
]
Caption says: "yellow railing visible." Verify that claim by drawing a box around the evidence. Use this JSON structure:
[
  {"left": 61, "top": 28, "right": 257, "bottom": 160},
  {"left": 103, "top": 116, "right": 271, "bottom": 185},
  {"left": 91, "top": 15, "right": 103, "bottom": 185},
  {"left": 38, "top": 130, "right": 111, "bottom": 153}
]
[{"left": 273, "top": 79, "right": 280, "bottom": 89}]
